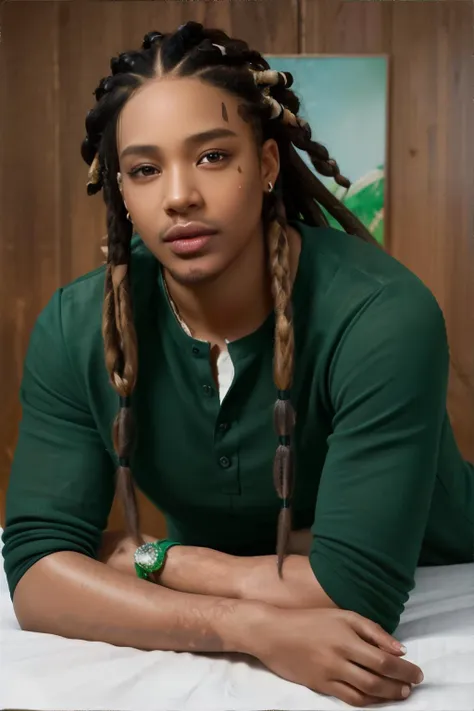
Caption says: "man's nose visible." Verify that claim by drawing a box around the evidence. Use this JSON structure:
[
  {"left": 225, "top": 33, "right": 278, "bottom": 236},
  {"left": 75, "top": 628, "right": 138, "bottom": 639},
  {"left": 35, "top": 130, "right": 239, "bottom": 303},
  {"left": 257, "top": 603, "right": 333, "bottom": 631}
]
[{"left": 162, "top": 169, "right": 202, "bottom": 214}]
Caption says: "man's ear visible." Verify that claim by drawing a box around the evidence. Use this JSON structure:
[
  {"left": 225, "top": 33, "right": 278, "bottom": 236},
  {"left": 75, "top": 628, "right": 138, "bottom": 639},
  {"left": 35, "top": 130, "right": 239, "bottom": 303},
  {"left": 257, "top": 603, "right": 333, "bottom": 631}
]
[
  {"left": 117, "top": 171, "right": 124, "bottom": 197},
  {"left": 261, "top": 138, "right": 280, "bottom": 190}
]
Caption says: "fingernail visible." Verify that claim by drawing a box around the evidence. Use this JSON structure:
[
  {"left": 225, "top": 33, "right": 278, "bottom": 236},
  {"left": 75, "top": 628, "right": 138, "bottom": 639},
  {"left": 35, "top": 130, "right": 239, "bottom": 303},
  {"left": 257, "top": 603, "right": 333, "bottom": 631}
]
[
  {"left": 416, "top": 672, "right": 424, "bottom": 684},
  {"left": 398, "top": 644, "right": 407, "bottom": 654},
  {"left": 401, "top": 685, "right": 411, "bottom": 698}
]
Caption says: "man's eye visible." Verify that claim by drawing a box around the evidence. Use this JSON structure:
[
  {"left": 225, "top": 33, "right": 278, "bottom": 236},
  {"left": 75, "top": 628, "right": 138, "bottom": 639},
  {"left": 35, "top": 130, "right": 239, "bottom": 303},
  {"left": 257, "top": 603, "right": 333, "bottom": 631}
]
[
  {"left": 127, "top": 151, "right": 229, "bottom": 179},
  {"left": 127, "top": 166, "right": 158, "bottom": 179},
  {"left": 200, "top": 151, "right": 229, "bottom": 164}
]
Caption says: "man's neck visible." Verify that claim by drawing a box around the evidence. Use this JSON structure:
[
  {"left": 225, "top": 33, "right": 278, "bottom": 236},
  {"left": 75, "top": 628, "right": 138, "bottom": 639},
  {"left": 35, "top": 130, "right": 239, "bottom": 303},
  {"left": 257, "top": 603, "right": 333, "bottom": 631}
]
[{"left": 162, "top": 224, "right": 301, "bottom": 348}]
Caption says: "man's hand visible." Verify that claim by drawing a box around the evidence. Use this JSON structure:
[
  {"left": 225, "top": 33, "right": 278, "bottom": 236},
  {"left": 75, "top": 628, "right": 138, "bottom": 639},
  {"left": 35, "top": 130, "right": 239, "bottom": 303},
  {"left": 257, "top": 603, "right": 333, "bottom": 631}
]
[{"left": 251, "top": 606, "right": 423, "bottom": 707}]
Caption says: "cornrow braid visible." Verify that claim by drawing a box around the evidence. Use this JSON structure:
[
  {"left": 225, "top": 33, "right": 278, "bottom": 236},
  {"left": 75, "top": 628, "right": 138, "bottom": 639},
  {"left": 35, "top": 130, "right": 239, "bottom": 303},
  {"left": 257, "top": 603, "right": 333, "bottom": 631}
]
[{"left": 81, "top": 21, "right": 383, "bottom": 573}]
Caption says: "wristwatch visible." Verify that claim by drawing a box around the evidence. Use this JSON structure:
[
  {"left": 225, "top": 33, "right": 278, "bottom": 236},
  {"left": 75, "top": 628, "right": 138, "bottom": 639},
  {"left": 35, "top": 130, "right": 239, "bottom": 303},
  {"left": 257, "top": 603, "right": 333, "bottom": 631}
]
[{"left": 134, "top": 539, "right": 181, "bottom": 581}]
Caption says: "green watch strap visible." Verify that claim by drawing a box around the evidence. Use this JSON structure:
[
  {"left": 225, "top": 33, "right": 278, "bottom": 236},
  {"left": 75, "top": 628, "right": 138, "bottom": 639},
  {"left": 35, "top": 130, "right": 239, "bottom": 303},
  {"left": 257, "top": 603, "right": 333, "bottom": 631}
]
[{"left": 134, "top": 539, "right": 181, "bottom": 581}]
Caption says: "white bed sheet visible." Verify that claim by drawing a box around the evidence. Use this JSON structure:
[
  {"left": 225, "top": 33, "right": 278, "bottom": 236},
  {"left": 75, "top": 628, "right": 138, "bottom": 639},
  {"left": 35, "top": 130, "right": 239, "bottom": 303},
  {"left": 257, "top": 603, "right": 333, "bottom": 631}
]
[{"left": 1, "top": 529, "right": 473, "bottom": 711}]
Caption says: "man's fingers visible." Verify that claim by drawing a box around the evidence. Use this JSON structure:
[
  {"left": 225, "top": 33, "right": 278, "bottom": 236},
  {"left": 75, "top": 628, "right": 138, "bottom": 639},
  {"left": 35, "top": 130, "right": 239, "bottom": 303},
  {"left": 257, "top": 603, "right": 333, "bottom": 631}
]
[
  {"left": 349, "top": 613, "right": 407, "bottom": 655},
  {"left": 325, "top": 680, "right": 380, "bottom": 708},
  {"left": 341, "top": 661, "right": 412, "bottom": 701},
  {"left": 348, "top": 639, "right": 423, "bottom": 686}
]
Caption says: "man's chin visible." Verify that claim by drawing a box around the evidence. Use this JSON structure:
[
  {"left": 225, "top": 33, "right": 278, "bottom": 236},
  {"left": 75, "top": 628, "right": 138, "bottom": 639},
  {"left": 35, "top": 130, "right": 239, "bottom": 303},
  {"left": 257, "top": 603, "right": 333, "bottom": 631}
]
[{"left": 164, "top": 260, "right": 222, "bottom": 287}]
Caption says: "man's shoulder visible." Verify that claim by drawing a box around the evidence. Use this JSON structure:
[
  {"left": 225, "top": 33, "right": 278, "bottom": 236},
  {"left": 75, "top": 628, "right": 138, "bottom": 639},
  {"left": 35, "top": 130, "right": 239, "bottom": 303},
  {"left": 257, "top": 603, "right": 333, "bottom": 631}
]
[
  {"left": 59, "top": 235, "right": 155, "bottom": 326},
  {"left": 298, "top": 222, "right": 414, "bottom": 285},
  {"left": 33, "top": 236, "right": 155, "bottom": 360},
  {"left": 294, "top": 222, "right": 444, "bottom": 349},
  {"left": 297, "top": 221, "right": 431, "bottom": 310}
]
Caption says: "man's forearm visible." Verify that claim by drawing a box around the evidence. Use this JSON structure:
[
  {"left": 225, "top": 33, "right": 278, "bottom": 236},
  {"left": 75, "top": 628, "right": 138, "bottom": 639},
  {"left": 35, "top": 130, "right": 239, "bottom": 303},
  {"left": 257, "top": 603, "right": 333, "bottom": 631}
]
[
  {"left": 101, "top": 530, "right": 336, "bottom": 610},
  {"left": 14, "top": 548, "right": 271, "bottom": 656},
  {"left": 160, "top": 546, "right": 338, "bottom": 609}
]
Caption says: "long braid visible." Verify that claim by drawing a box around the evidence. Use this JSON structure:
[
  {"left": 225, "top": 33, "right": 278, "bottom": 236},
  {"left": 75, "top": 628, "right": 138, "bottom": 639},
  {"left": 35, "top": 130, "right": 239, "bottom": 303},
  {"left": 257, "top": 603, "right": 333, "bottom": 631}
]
[
  {"left": 287, "top": 128, "right": 379, "bottom": 242},
  {"left": 81, "top": 21, "right": 385, "bottom": 573},
  {"left": 102, "top": 168, "right": 141, "bottom": 544},
  {"left": 254, "top": 68, "right": 379, "bottom": 243},
  {"left": 264, "top": 193, "right": 297, "bottom": 575},
  {"left": 81, "top": 51, "right": 160, "bottom": 544}
]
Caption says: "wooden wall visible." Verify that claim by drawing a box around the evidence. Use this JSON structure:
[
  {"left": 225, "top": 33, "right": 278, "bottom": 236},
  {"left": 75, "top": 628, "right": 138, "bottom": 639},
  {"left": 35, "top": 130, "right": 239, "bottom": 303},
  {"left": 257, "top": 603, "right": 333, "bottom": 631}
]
[{"left": 0, "top": 0, "right": 473, "bottom": 537}]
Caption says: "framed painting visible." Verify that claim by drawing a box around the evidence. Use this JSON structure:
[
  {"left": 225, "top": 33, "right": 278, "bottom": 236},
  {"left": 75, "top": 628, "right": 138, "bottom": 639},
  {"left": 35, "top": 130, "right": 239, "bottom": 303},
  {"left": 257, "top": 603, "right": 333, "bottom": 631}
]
[{"left": 266, "top": 55, "right": 389, "bottom": 246}]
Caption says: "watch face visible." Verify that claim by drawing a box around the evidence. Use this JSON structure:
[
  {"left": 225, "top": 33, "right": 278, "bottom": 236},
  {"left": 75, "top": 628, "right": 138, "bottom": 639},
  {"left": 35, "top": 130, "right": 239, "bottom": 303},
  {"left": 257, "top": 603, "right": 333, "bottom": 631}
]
[{"left": 134, "top": 542, "right": 165, "bottom": 572}]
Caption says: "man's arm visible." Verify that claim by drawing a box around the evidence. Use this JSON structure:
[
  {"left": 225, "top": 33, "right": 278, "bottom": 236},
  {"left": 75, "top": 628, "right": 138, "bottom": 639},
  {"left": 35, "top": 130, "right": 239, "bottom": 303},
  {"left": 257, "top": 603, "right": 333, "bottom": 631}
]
[
  {"left": 161, "top": 545, "right": 338, "bottom": 609},
  {"left": 12, "top": 547, "right": 269, "bottom": 655},
  {"left": 306, "top": 278, "right": 449, "bottom": 633},
  {"left": 100, "top": 529, "right": 336, "bottom": 610}
]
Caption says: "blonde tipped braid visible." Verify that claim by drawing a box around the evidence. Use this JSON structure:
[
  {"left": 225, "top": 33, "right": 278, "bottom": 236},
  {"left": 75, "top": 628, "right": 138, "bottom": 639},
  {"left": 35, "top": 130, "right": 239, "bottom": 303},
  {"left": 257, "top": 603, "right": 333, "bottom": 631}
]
[
  {"left": 253, "top": 69, "right": 289, "bottom": 87},
  {"left": 86, "top": 153, "right": 101, "bottom": 192},
  {"left": 109, "top": 263, "right": 138, "bottom": 395},
  {"left": 268, "top": 219, "right": 294, "bottom": 388},
  {"left": 267, "top": 198, "right": 296, "bottom": 576},
  {"left": 102, "top": 258, "right": 141, "bottom": 547},
  {"left": 250, "top": 67, "right": 311, "bottom": 135}
]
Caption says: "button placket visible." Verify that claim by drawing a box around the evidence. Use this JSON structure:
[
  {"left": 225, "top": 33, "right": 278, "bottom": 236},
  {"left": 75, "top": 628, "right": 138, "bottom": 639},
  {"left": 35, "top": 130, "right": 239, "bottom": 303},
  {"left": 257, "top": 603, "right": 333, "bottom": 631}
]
[{"left": 213, "top": 402, "right": 240, "bottom": 493}]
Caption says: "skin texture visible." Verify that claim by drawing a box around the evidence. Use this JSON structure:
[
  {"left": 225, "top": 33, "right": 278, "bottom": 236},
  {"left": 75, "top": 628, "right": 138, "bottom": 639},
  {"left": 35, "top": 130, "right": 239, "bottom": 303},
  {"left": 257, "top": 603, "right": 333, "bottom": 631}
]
[
  {"left": 99, "top": 528, "right": 315, "bottom": 585},
  {"left": 98, "top": 529, "right": 322, "bottom": 605}
]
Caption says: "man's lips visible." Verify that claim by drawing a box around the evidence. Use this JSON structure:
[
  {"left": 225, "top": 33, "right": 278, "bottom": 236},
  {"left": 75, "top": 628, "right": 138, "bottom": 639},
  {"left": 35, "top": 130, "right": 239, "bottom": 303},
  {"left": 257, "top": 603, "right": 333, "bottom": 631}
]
[{"left": 163, "top": 222, "right": 218, "bottom": 242}]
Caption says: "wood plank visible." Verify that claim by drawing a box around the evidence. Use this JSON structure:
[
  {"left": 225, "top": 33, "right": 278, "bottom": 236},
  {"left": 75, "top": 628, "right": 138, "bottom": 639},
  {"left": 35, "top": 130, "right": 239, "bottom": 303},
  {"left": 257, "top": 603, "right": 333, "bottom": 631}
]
[
  {"left": 0, "top": 2, "right": 61, "bottom": 525},
  {"left": 118, "top": 0, "right": 299, "bottom": 53},
  {"left": 301, "top": 0, "right": 392, "bottom": 54},
  {"left": 390, "top": 1, "right": 474, "bottom": 458},
  {"left": 301, "top": 0, "right": 474, "bottom": 461}
]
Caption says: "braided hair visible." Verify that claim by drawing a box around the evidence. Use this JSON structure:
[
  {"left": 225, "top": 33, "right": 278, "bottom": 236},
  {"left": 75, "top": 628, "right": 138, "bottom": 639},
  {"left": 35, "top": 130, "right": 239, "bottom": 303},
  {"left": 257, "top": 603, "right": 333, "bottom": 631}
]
[{"left": 81, "top": 22, "right": 378, "bottom": 576}]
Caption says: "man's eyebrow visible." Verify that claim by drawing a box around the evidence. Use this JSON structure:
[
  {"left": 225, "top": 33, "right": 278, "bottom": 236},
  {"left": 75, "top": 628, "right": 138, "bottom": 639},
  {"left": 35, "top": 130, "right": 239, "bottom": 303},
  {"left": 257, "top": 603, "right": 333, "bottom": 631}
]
[{"left": 119, "top": 128, "right": 238, "bottom": 160}]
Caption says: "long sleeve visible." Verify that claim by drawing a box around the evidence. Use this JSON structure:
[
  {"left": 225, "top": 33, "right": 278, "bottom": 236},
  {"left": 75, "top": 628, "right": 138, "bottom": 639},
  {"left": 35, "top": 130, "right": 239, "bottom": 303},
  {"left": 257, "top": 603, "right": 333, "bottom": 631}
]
[
  {"left": 2, "top": 289, "right": 115, "bottom": 599},
  {"left": 309, "top": 278, "right": 450, "bottom": 633}
]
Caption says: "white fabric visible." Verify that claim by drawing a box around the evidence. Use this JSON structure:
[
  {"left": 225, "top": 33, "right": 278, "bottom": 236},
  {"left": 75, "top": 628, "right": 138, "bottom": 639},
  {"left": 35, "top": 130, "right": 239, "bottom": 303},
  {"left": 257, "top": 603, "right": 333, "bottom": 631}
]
[
  {"left": 215, "top": 347, "right": 234, "bottom": 402},
  {"left": 1, "top": 527, "right": 473, "bottom": 711}
]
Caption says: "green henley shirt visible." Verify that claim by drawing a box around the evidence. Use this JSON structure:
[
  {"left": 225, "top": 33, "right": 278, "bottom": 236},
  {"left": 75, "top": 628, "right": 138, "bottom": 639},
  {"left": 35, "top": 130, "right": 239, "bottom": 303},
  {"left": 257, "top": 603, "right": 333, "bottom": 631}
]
[{"left": 2, "top": 220, "right": 473, "bottom": 633}]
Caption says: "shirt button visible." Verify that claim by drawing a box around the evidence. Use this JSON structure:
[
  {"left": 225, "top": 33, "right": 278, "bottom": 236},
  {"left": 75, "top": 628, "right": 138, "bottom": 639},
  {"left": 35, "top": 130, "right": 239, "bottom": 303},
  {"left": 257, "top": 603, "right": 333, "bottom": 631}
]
[
  {"left": 219, "top": 456, "right": 231, "bottom": 469},
  {"left": 202, "top": 384, "right": 213, "bottom": 396},
  {"left": 218, "top": 422, "right": 230, "bottom": 432},
  {"left": 192, "top": 346, "right": 200, "bottom": 356}
]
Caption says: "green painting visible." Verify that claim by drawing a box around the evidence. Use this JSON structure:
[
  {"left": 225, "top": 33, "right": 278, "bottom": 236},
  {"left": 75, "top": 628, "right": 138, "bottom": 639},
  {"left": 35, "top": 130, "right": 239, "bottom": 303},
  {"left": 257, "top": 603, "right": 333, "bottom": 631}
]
[{"left": 266, "top": 56, "right": 388, "bottom": 245}]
